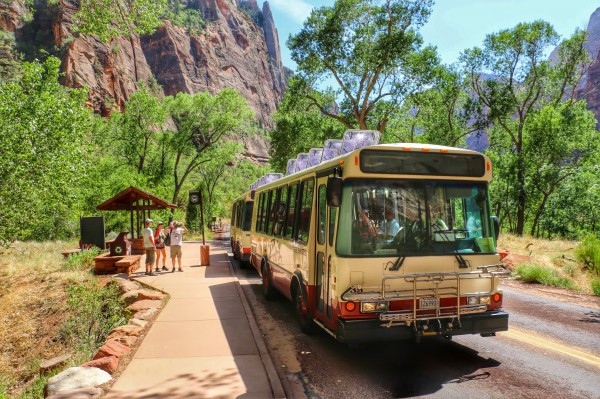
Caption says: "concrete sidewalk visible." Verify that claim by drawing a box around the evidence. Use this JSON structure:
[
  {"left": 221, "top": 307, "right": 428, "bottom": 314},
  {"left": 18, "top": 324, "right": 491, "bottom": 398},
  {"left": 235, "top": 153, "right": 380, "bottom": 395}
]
[{"left": 105, "top": 240, "right": 285, "bottom": 399}]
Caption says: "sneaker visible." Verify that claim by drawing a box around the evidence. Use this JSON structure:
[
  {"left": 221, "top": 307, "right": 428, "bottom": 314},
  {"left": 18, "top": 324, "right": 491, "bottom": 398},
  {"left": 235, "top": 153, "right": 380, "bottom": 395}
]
[
  {"left": 172, "top": 268, "right": 175, "bottom": 273},
  {"left": 145, "top": 271, "right": 150, "bottom": 276},
  {"left": 149, "top": 272, "right": 157, "bottom": 276},
  {"left": 178, "top": 268, "right": 183, "bottom": 272},
  {"left": 155, "top": 269, "right": 160, "bottom": 273},
  {"left": 162, "top": 266, "right": 168, "bottom": 271}
]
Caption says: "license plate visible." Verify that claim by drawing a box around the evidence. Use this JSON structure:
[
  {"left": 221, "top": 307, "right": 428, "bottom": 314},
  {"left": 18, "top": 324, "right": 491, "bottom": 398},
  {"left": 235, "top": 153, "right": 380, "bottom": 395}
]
[{"left": 419, "top": 297, "right": 437, "bottom": 309}]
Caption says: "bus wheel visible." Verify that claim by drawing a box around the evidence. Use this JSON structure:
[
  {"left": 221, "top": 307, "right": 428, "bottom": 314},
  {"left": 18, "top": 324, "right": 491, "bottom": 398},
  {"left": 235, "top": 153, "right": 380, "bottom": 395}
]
[
  {"left": 293, "top": 283, "right": 318, "bottom": 335},
  {"left": 262, "top": 264, "right": 278, "bottom": 300}
]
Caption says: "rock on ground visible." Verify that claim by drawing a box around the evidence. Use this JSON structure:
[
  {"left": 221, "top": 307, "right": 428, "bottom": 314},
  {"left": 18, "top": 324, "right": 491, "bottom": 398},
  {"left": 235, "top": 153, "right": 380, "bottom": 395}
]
[{"left": 45, "top": 367, "right": 111, "bottom": 397}]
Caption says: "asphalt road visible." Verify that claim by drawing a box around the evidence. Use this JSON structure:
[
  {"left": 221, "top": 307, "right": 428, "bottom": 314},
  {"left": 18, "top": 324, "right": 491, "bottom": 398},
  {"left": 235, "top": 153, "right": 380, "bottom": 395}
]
[{"left": 224, "top": 240, "right": 600, "bottom": 399}]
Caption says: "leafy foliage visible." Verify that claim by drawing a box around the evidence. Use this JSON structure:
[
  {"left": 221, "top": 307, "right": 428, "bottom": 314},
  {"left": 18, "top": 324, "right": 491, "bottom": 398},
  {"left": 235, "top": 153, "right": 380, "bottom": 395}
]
[
  {"left": 61, "top": 280, "right": 128, "bottom": 358},
  {"left": 288, "top": 0, "right": 438, "bottom": 131},
  {"left": 163, "top": 0, "right": 205, "bottom": 34},
  {"left": 0, "top": 57, "right": 92, "bottom": 243},
  {"left": 575, "top": 235, "right": 600, "bottom": 276},
  {"left": 462, "top": 23, "right": 595, "bottom": 236},
  {"left": 270, "top": 76, "right": 346, "bottom": 172}
]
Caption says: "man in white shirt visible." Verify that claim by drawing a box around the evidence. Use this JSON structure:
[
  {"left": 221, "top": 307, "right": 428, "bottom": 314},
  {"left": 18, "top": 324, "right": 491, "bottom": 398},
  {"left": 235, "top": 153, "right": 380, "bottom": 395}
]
[
  {"left": 142, "top": 219, "right": 156, "bottom": 276},
  {"left": 379, "top": 209, "right": 401, "bottom": 243},
  {"left": 169, "top": 221, "right": 188, "bottom": 272}
]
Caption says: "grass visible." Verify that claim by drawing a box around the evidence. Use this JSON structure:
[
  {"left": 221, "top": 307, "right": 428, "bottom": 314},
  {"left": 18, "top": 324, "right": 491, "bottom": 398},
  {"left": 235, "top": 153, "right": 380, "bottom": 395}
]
[
  {"left": 516, "top": 263, "right": 580, "bottom": 290},
  {"left": 0, "top": 241, "right": 121, "bottom": 397},
  {"left": 499, "top": 233, "right": 598, "bottom": 295}
]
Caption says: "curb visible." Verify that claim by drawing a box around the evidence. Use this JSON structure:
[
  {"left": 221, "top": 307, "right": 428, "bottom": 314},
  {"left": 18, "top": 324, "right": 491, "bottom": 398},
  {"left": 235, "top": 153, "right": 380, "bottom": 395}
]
[{"left": 215, "top": 239, "right": 287, "bottom": 399}]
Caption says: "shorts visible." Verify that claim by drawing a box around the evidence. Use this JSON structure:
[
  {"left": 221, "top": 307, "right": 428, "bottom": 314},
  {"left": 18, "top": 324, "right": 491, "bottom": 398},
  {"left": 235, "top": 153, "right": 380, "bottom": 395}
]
[
  {"left": 145, "top": 247, "right": 155, "bottom": 265},
  {"left": 170, "top": 245, "right": 182, "bottom": 258}
]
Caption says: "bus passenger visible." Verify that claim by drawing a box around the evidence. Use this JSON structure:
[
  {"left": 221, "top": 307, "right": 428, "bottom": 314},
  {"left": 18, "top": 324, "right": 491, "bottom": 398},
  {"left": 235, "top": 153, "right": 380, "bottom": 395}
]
[
  {"left": 354, "top": 209, "right": 377, "bottom": 253},
  {"left": 379, "top": 208, "right": 400, "bottom": 243}
]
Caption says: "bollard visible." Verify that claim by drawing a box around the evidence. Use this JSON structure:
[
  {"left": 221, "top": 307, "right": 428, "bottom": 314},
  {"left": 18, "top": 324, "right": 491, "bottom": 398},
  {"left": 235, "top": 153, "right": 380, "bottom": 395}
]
[{"left": 200, "top": 245, "right": 210, "bottom": 266}]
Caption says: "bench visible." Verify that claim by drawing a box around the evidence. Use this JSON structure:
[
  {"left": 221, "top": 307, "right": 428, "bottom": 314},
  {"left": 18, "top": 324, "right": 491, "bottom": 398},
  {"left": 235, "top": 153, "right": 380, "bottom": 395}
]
[
  {"left": 115, "top": 255, "right": 142, "bottom": 276},
  {"left": 62, "top": 248, "right": 82, "bottom": 258}
]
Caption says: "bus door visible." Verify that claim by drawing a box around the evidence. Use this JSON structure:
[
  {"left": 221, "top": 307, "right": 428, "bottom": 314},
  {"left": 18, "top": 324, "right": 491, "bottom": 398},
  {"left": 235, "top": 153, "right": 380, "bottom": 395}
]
[{"left": 314, "top": 176, "right": 335, "bottom": 326}]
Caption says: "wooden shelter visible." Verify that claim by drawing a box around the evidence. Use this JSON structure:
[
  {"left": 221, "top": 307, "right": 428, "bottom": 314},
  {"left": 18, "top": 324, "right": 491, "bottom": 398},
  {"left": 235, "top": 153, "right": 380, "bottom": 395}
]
[{"left": 96, "top": 186, "right": 177, "bottom": 254}]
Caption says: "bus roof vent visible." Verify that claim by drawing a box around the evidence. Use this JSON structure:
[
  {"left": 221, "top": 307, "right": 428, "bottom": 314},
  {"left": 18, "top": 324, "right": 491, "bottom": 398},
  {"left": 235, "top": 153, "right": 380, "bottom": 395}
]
[
  {"left": 308, "top": 148, "right": 324, "bottom": 167},
  {"left": 321, "top": 139, "right": 343, "bottom": 161},
  {"left": 341, "top": 130, "right": 381, "bottom": 154},
  {"left": 296, "top": 153, "right": 309, "bottom": 172},
  {"left": 259, "top": 173, "right": 283, "bottom": 187},
  {"left": 286, "top": 159, "right": 297, "bottom": 176}
]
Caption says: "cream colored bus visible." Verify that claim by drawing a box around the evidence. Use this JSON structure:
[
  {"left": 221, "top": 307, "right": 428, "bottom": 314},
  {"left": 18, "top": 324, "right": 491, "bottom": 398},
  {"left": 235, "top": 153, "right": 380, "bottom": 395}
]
[
  {"left": 230, "top": 192, "right": 254, "bottom": 266},
  {"left": 246, "top": 137, "right": 509, "bottom": 343}
]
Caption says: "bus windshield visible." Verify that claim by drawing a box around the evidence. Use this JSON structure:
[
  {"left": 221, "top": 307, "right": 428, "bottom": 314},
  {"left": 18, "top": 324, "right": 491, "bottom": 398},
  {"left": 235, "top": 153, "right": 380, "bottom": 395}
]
[{"left": 336, "top": 179, "right": 496, "bottom": 256}]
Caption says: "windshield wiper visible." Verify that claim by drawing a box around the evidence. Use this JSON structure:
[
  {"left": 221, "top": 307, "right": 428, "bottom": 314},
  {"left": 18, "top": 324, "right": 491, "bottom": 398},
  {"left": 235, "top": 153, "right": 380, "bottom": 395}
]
[
  {"left": 388, "top": 255, "right": 406, "bottom": 271},
  {"left": 454, "top": 251, "right": 470, "bottom": 269}
]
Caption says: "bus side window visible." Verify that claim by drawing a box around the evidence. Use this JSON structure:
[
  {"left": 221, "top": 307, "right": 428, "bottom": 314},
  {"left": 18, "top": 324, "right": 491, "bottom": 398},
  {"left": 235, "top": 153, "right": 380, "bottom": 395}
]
[
  {"left": 284, "top": 184, "right": 299, "bottom": 240},
  {"left": 268, "top": 188, "right": 281, "bottom": 236},
  {"left": 257, "top": 193, "right": 265, "bottom": 232},
  {"left": 263, "top": 190, "right": 273, "bottom": 234},
  {"left": 243, "top": 201, "right": 253, "bottom": 231},
  {"left": 317, "top": 184, "right": 327, "bottom": 245},
  {"left": 297, "top": 179, "right": 315, "bottom": 243},
  {"left": 231, "top": 202, "right": 237, "bottom": 228},
  {"left": 236, "top": 202, "right": 243, "bottom": 228},
  {"left": 274, "top": 186, "right": 287, "bottom": 237}
]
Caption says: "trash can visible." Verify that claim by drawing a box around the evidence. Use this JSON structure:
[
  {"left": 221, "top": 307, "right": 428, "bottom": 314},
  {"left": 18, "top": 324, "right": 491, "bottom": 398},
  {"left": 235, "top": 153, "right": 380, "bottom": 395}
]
[{"left": 200, "top": 245, "right": 210, "bottom": 266}]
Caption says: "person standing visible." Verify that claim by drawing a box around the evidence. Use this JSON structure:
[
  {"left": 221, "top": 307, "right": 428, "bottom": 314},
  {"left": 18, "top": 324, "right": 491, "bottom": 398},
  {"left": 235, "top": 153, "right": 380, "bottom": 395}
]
[
  {"left": 142, "top": 218, "right": 156, "bottom": 276},
  {"left": 154, "top": 221, "right": 168, "bottom": 272},
  {"left": 169, "top": 221, "right": 188, "bottom": 272}
]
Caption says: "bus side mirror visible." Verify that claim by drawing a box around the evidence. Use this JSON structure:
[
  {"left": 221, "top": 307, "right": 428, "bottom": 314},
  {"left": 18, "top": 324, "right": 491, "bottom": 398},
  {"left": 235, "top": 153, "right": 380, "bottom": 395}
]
[
  {"left": 492, "top": 216, "right": 499, "bottom": 241},
  {"left": 326, "top": 177, "right": 342, "bottom": 207}
]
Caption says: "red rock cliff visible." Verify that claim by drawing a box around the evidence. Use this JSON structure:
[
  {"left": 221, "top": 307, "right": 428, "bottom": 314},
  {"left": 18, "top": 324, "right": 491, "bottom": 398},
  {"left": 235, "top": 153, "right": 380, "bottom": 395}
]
[{"left": 3, "top": 0, "right": 284, "bottom": 130}]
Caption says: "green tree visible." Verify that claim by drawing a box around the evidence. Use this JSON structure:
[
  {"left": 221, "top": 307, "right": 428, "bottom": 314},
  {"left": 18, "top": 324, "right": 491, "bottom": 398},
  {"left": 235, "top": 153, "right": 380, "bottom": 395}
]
[
  {"left": 386, "top": 64, "right": 478, "bottom": 146},
  {"left": 270, "top": 76, "right": 346, "bottom": 172},
  {"left": 461, "top": 22, "right": 591, "bottom": 235},
  {"left": 288, "top": 0, "right": 438, "bottom": 132},
  {"left": 107, "top": 86, "right": 167, "bottom": 174},
  {"left": 0, "top": 57, "right": 92, "bottom": 242},
  {"left": 194, "top": 141, "right": 242, "bottom": 221},
  {"left": 165, "top": 89, "right": 254, "bottom": 208}
]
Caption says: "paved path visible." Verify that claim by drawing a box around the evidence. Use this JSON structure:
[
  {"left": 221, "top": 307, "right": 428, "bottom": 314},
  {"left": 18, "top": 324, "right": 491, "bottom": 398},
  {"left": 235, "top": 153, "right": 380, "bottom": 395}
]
[{"left": 105, "top": 240, "right": 285, "bottom": 399}]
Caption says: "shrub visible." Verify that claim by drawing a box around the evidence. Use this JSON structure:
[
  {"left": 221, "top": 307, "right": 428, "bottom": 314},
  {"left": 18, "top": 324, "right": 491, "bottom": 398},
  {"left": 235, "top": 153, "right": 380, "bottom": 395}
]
[
  {"left": 60, "top": 279, "right": 128, "bottom": 359},
  {"left": 592, "top": 279, "right": 600, "bottom": 296},
  {"left": 574, "top": 235, "right": 600, "bottom": 276},
  {"left": 61, "top": 247, "right": 100, "bottom": 271},
  {"left": 516, "top": 263, "right": 579, "bottom": 291}
]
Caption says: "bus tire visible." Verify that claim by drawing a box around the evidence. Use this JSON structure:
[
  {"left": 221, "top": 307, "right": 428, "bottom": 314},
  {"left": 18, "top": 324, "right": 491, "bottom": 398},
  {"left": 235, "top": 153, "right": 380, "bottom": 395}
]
[
  {"left": 261, "top": 263, "right": 278, "bottom": 300},
  {"left": 293, "top": 282, "right": 319, "bottom": 335}
]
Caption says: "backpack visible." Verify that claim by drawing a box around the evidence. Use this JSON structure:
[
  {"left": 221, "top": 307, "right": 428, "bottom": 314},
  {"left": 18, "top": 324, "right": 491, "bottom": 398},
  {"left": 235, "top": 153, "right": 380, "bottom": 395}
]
[{"left": 164, "top": 231, "right": 171, "bottom": 247}]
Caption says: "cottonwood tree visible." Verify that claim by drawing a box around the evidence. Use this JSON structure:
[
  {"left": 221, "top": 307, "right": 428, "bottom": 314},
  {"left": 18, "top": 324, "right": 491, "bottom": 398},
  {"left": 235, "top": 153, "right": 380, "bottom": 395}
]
[
  {"left": 165, "top": 89, "right": 254, "bottom": 208},
  {"left": 461, "top": 22, "right": 593, "bottom": 235},
  {"left": 107, "top": 86, "right": 167, "bottom": 174},
  {"left": 386, "top": 64, "right": 480, "bottom": 146},
  {"left": 288, "top": 0, "right": 438, "bottom": 132},
  {"left": 0, "top": 57, "right": 92, "bottom": 242},
  {"left": 269, "top": 76, "right": 346, "bottom": 172}
]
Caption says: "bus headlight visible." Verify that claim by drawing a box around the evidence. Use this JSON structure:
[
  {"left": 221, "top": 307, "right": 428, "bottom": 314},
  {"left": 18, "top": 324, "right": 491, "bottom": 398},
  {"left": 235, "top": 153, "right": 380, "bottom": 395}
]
[{"left": 361, "top": 301, "right": 389, "bottom": 313}]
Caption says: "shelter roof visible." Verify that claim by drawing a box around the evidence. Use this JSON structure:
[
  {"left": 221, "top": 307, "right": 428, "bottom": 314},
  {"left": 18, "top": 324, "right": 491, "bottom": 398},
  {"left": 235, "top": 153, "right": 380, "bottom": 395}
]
[{"left": 96, "top": 186, "right": 177, "bottom": 211}]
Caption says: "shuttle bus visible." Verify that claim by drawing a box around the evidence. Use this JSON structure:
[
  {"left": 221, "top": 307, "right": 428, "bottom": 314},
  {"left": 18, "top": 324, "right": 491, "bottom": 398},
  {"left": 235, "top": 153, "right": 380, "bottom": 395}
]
[
  {"left": 243, "top": 142, "right": 509, "bottom": 343},
  {"left": 230, "top": 192, "right": 254, "bottom": 266}
]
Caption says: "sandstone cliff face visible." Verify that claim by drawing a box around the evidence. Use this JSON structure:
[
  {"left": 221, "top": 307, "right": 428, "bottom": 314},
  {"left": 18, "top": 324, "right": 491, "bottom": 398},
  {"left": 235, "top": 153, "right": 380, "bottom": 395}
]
[
  {"left": 581, "top": 7, "right": 600, "bottom": 123},
  {"left": 0, "top": 0, "right": 284, "bottom": 138}
]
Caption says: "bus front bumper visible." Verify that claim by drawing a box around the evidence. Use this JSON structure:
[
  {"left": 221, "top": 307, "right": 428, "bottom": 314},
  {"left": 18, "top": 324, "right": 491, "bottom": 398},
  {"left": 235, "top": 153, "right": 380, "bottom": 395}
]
[{"left": 336, "top": 310, "right": 508, "bottom": 344}]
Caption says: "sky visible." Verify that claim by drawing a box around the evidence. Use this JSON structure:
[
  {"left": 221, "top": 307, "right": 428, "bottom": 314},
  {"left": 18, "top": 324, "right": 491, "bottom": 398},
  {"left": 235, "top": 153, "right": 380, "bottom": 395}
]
[{"left": 267, "top": 0, "right": 600, "bottom": 70}]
